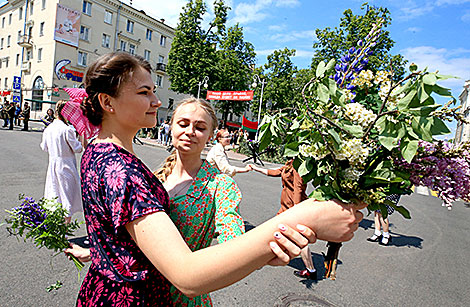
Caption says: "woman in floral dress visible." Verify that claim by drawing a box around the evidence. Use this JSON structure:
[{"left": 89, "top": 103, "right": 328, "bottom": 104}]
[
  {"left": 154, "top": 99, "right": 246, "bottom": 306},
  {"left": 70, "top": 51, "right": 366, "bottom": 306}
]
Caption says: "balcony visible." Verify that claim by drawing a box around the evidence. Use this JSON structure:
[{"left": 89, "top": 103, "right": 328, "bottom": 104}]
[
  {"left": 155, "top": 63, "right": 166, "bottom": 72},
  {"left": 17, "top": 35, "right": 33, "bottom": 48},
  {"left": 21, "top": 61, "right": 31, "bottom": 72}
]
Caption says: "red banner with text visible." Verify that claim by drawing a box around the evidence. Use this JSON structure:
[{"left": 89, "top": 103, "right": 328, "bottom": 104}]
[{"left": 206, "top": 91, "right": 254, "bottom": 101}]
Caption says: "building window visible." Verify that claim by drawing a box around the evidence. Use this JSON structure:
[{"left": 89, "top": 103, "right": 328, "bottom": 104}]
[
  {"left": 160, "top": 35, "right": 166, "bottom": 47},
  {"left": 104, "top": 10, "right": 112, "bottom": 24},
  {"left": 16, "top": 54, "right": 20, "bottom": 66},
  {"left": 38, "top": 48, "right": 42, "bottom": 61},
  {"left": 80, "top": 26, "right": 90, "bottom": 41},
  {"left": 9, "top": 13, "right": 12, "bottom": 25},
  {"left": 168, "top": 98, "right": 174, "bottom": 110},
  {"left": 2, "top": 17, "right": 4, "bottom": 28},
  {"left": 144, "top": 50, "right": 150, "bottom": 61},
  {"left": 156, "top": 75, "right": 163, "bottom": 87},
  {"left": 102, "top": 33, "right": 110, "bottom": 48},
  {"left": 146, "top": 29, "right": 152, "bottom": 41},
  {"left": 82, "top": 1, "right": 92, "bottom": 15},
  {"left": 42, "top": 0, "right": 46, "bottom": 10},
  {"left": 39, "top": 22, "right": 44, "bottom": 36},
  {"left": 78, "top": 51, "right": 88, "bottom": 66},
  {"left": 0, "top": 38, "right": 3, "bottom": 50},
  {"left": 19, "top": 7, "right": 23, "bottom": 20},
  {"left": 18, "top": 30, "right": 21, "bottom": 41},
  {"left": 158, "top": 55, "right": 164, "bottom": 63},
  {"left": 26, "top": 50, "right": 32, "bottom": 61},
  {"left": 129, "top": 44, "right": 135, "bottom": 55},
  {"left": 126, "top": 20, "right": 134, "bottom": 33},
  {"left": 7, "top": 35, "right": 10, "bottom": 47},
  {"left": 30, "top": 2, "right": 34, "bottom": 15},
  {"left": 120, "top": 40, "right": 127, "bottom": 52},
  {"left": 4, "top": 78, "right": 8, "bottom": 89}
]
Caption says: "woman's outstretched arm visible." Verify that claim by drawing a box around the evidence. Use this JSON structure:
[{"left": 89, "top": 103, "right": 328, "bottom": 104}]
[{"left": 126, "top": 198, "right": 366, "bottom": 297}]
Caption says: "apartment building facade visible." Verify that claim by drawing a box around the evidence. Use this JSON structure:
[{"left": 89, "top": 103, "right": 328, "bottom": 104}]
[
  {"left": 0, "top": 0, "right": 185, "bottom": 120},
  {"left": 454, "top": 80, "right": 470, "bottom": 144}
]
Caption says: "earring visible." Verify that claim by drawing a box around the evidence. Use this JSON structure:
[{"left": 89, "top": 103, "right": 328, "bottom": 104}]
[{"left": 109, "top": 108, "right": 114, "bottom": 112}]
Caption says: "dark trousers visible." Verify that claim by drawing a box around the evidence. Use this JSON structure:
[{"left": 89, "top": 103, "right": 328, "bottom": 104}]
[
  {"left": 9, "top": 118, "right": 13, "bottom": 130},
  {"left": 22, "top": 120, "right": 28, "bottom": 131}
]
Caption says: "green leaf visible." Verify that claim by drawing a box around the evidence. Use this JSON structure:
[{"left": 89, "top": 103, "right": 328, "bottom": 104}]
[
  {"left": 400, "top": 140, "right": 419, "bottom": 163},
  {"left": 298, "top": 158, "right": 312, "bottom": 177},
  {"left": 258, "top": 123, "right": 272, "bottom": 152},
  {"left": 431, "top": 83, "right": 453, "bottom": 98},
  {"left": 418, "top": 83, "right": 430, "bottom": 104},
  {"left": 316, "top": 61, "right": 327, "bottom": 77},
  {"left": 430, "top": 117, "right": 451, "bottom": 136},
  {"left": 317, "top": 83, "right": 330, "bottom": 103},
  {"left": 328, "top": 128, "right": 341, "bottom": 147},
  {"left": 423, "top": 73, "right": 437, "bottom": 86},
  {"left": 284, "top": 142, "right": 300, "bottom": 157},
  {"left": 397, "top": 89, "right": 417, "bottom": 110},
  {"left": 342, "top": 124, "right": 363, "bottom": 137}
]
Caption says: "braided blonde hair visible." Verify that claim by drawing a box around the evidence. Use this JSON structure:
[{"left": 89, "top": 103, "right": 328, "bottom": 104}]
[{"left": 154, "top": 98, "right": 218, "bottom": 182}]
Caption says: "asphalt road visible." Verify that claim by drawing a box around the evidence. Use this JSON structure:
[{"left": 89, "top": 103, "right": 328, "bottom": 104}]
[{"left": 1, "top": 123, "right": 469, "bottom": 306}]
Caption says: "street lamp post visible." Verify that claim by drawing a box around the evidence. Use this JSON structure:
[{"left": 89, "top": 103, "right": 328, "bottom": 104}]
[
  {"left": 197, "top": 76, "right": 209, "bottom": 99},
  {"left": 252, "top": 74, "right": 267, "bottom": 141}
]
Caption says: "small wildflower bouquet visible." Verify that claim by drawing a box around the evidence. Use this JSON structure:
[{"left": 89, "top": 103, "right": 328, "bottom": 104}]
[
  {"left": 4, "top": 195, "right": 84, "bottom": 272},
  {"left": 258, "top": 18, "right": 467, "bottom": 278}
]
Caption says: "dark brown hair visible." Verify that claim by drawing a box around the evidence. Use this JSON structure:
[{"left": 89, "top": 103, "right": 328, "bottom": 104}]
[{"left": 81, "top": 52, "right": 152, "bottom": 126}]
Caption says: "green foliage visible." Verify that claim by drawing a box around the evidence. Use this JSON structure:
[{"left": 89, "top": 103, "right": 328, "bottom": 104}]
[
  {"left": 215, "top": 24, "right": 256, "bottom": 120},
  {"left": 167, "top": 0, "right": 255, "bottom": 119},
  {"left": 259, "top": 55, "right": 455, "bottom": 217},
  {"left": 311, "top": 3, "right": 407, "bottom": 80},
  {"left": 252, "top": 48, "right": 298, "bottom": 118}
]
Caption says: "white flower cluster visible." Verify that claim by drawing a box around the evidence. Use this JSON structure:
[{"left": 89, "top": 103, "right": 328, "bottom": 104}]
[
  {"left": 299, "top": 143, "right": 329, "bottom": 160},
  {"left": 343, "top": 167, "right": 364, "bottom": 181},
  {"left": 343, "top": 89, "right": 356, "bottom": 102},
  {"left": 374, "top": 70, "right": 390, "bottom": 85},
  {"left": 351, "top": 70, "right": 374, "bottom": 88},
  {"left": 336, "top": 138, "right": 370, "bottom": 166},
  {"left": 344, "top": 103, "right": 377, "bottom": 128}
]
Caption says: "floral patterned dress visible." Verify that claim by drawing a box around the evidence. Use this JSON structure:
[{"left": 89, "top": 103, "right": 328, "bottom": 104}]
[
  {"left": 167, "top": 160, "right": 244, "bottom": 307},
  {"left": 77, "top": 142, "right": 172, "bottom": 306}
]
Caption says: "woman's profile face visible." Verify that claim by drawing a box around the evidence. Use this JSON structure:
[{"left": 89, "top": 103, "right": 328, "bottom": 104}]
[
  {"left": 219, "top": 131, "right": 231, "bottom": 147},
  {"left": 108, "top": 67, "right": 161, "bottom": 130},
  {"left": 171, "top": 103, "right": 213, "bottom": 155},
  {"left": 47, "top": 109, "right": 54, "bottom": 116}
]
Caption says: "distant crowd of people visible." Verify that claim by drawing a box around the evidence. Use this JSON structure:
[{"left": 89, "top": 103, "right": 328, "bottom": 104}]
[{"left": 1, "top": 101, "right": 31, "bottom": 131}]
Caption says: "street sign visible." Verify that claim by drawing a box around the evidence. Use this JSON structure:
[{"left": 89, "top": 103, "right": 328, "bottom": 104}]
[
  {"left": 12, "top": 93, "right": 21, "bottom": 103},
  {"left": 13, "top": 76, "right": 21, "bottom": 90}
]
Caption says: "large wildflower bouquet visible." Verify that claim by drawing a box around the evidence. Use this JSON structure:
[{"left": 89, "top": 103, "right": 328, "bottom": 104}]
[
  {"left": 4, "top": 196, "right": 84, "bottom": 272},
  {"left": 258, "top": 19, "right": 467, "bottom": 278}
]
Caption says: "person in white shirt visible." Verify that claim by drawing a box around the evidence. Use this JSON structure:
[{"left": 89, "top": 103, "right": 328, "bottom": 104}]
[
  {"left": 40, "top": 100, "right": 85, "bottom": 223},
  {"left": 205, "top": 128, "right": 251, "bottom": 177}
]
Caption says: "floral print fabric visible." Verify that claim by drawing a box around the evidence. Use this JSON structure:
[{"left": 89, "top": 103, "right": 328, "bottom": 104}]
[
  {"left": 77, "top": 142, "right": 171, "bottom": 306},
  {"left": 167, "top": 161, "right": 244, "bottom": 306}
]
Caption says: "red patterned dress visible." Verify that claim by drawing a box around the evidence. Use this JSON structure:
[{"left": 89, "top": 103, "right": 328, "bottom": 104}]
[
  {"left": 167, "top": 160, "right": 244, "bottom": 306},
  {"left": 77, "top": 142, "right": 172, "bottom": 306}
]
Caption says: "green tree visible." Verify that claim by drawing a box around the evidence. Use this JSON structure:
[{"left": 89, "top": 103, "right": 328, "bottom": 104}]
[
  {"left": 167, "top": 0, "right": 228, "bottom": 97},
  {"left": 252, "top": 48, "right": 297, "bottom": 120},
  {"left": 311, "top": 2, "right": 407, "bottom": 80},
  {"left": 215, "top": 24, "right": 256, "bottom": 122}
]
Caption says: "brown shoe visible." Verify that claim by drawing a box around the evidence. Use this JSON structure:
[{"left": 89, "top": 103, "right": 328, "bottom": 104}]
[{"left": 293, "top": 269, "right": 317, "bottom": 280}]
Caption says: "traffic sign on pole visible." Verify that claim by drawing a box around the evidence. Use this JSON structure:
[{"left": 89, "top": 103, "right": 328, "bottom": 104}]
[
  {"left": 12, "top": 94, "right": 21, "bottom": 103},
  {"left": 13, "top": 76, "right": 21, "bottom": 91}
]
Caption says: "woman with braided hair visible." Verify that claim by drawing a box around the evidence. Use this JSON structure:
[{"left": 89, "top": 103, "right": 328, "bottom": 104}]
[
  {"left": 65, "top": 52, "right": 366, "bottom": 306},
  {"left": 154, "top": 98, "right": 246, "bottom": 306}
]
